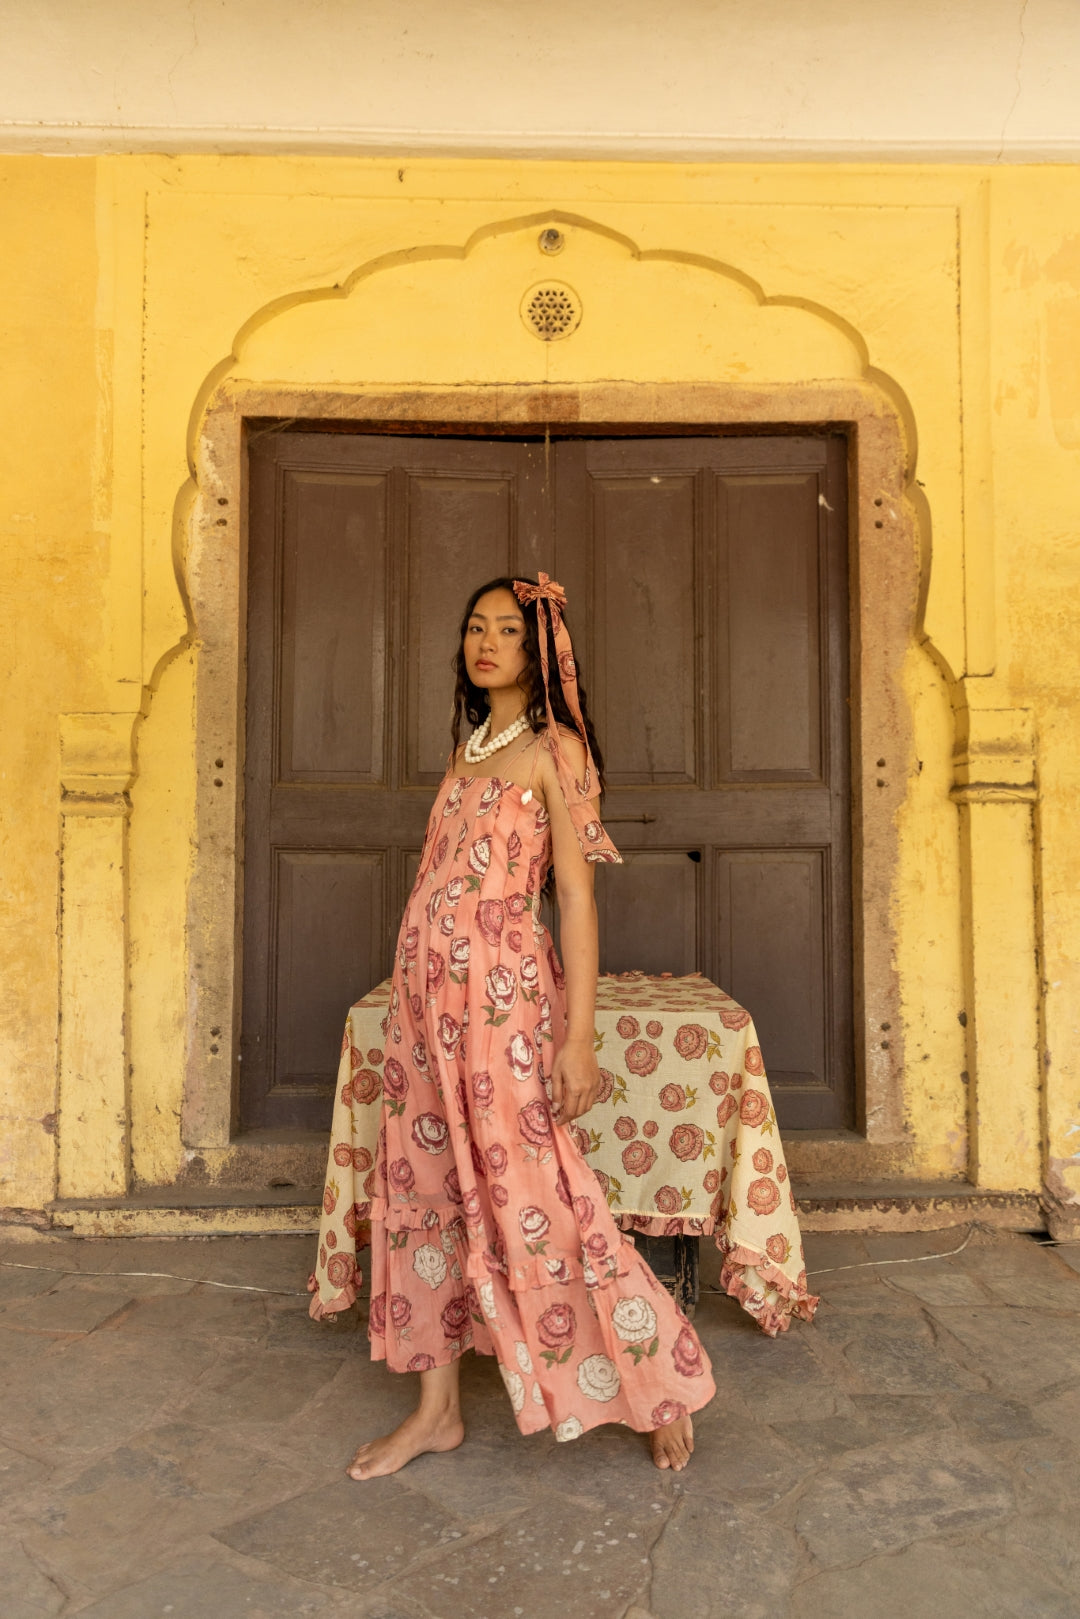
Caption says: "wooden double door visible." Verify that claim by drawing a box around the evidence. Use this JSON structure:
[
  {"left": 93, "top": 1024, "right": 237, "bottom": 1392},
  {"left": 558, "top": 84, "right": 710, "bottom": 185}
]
[{"left": 240, "top": 430, "right": 853, "bottom": 1133}]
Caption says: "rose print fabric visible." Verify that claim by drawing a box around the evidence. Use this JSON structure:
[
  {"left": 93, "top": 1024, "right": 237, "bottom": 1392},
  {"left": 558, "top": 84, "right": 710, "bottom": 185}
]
[
  {"left": 309, "top": 769, "right": 715, "bottom": 1440},
  {"left": 313, "top": 971, "right": 817, "bottom": 1346},
  {"left": 587, "top": 973, "right": 819, "bottom": 1336}
]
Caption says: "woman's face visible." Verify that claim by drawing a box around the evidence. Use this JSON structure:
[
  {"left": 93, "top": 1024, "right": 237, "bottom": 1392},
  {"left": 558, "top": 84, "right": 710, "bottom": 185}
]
[{"left": 463, "top": 587, "right": 529, "bottom": 701}]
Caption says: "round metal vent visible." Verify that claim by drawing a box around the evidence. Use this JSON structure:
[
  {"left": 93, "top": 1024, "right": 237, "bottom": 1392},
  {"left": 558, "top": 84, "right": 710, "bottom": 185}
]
[{"left": 521, "top": 282, "right": 582, "bottom": 342}]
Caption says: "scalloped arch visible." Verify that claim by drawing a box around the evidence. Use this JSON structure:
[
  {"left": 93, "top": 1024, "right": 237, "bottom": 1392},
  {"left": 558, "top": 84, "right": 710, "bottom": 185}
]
[
  {"left": 188, "top": 210, "right": 886, "bottom": 456},
  {"left": 176, "top": 209, "right": 932, "bottom": 1170}
]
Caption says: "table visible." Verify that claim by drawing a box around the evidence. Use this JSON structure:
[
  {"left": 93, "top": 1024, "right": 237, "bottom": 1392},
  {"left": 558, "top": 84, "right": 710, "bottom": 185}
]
[{"left": 310, "top": 972, "right": 818, "bottom": 1336}]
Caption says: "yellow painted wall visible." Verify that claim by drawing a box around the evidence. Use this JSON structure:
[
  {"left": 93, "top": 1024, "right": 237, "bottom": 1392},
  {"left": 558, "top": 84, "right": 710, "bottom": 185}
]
[
  {"left": 1, "top": 154, "right": 1078, "bottom": 1224},
  {"left": 0, "top": 159, "right": 99, "bottom": 1213},
  {"left": 992, "top": 171, "right": 1080, "bottom": 1208}
]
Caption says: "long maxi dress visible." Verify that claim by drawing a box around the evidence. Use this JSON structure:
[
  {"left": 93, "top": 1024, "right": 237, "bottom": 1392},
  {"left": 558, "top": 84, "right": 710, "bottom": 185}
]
[{"left": 360, "top": 733, "right": 716, "bottom": 1440}]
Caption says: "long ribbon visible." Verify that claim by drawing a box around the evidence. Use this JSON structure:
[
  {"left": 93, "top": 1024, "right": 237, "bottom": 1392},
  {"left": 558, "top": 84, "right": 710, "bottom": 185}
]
[
  {"left": 512, "top": 572, "right": 594, "bottom": 796},
  {"left": 511, "top": 572, "right": 621, "bottom": 863}
]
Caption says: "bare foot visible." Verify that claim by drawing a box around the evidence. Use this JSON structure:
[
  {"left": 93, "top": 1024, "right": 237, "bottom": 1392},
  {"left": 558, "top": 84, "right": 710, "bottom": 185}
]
[
  {"left": 650, "top": 1414, "right": 694, "bottom": 1472},
  {"left": 347, "top": 1406, "right": 465, "bottom": 1480}
]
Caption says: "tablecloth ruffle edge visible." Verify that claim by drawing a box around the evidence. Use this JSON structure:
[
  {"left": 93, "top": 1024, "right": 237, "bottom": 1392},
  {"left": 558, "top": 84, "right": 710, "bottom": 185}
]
[
  {"left": 716, "top": 1236, "right": 818, "bottom": 1338},
  {"left": 614, "top": 1213, "right": 817, "bottom": 1337},
  {"left": 308, "top": 1268, "right": 362, "bottom": 1320}
]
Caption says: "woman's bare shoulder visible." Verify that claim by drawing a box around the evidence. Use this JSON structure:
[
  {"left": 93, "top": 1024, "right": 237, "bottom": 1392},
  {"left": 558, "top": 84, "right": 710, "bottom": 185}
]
[
  {"left": 537, "top": 724, "right": 588, "bottom": 779},
  {"left": 556, "top": 725, "right": 588, "bottom": 768}
]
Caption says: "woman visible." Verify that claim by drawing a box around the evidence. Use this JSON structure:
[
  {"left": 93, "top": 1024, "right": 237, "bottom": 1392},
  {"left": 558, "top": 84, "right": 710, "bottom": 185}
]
[{"left": 345, "top": 573, "right": 715, "bottom": 1479}]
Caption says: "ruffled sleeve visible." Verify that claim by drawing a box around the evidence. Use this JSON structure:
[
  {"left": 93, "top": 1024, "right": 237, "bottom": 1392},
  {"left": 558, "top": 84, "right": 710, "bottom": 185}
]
[{"left": 543, "top": 729, "right": 623, "bottom": 865}]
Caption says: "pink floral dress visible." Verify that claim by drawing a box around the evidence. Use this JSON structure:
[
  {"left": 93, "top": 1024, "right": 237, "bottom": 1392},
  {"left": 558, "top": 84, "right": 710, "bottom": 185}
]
[{"left": 362, "top": 738, "right": 717, "bottom": 1439}]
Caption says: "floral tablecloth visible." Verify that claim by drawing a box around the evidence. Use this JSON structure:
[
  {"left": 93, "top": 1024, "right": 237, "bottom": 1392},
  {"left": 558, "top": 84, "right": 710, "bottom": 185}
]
[{"left": 311, "top": 971, "right": 817, "bottom": 1336}]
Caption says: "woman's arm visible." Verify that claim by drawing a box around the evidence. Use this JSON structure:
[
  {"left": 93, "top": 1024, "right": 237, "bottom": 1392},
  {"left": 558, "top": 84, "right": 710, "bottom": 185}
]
[{"left": 541, "top": 732, "right": 602, "bottom": 1125}]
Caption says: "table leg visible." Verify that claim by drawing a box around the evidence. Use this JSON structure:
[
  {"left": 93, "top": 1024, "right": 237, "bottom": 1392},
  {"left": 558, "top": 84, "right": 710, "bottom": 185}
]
[
  {"left": 674, "top": 1235, "right": 700, "bottom": 1316},
  {"left": 634, "top": 1234, "right": 700, "bottom": 1317}
]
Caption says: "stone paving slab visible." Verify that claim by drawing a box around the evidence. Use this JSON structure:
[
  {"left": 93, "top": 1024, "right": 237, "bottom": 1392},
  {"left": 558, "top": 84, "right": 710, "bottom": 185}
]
[
  {"left": 1, "top": 1226, "right": 1080, "bottom": 1616},
  {"left": 648, "top": 1495, "right": 802, "bottom": 1619},
  {"left": 20, "top": 1427, "right": 312, "bottom": 1603},
  {"left": 0, "top": 1265, "right": 66, "bottom": 1306},
  {"left": 2, "top": 1284, "right": 138, "bottom": 1336},
  {"left": 1036, "top": 1384, "right": 1080, "bottom": 1448},
  {"left": 780, "top": 1395, "right": 942, "bottom": 1464},
  {"left": 792, "top": 1430, "right": 1015, "bottom": 1565},
  {"left": 220, "top": 1474, "right": 472, "bottom": 1593},
  {"left": 394, "top": 1496, "right": 663, "bottom": 1619},
  {"left": 926, "top": 1307, "right": 1080, "bottom": 1393},
  {"left": 790, "top": 1538, "right": 1080, "bottom": 1619},
  {"left": 0, "top": 1529, "right": 67, "bottom": 1619},
  {"left": 72, "top": 1539, "right": 365, "bottom": 1618},
  {"left": 1001, "top": 1502, "right": 1080, "bottom": 1601}
]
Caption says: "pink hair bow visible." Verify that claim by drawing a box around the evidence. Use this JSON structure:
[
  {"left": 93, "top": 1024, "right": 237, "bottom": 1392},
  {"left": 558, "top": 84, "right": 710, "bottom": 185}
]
[{"left": 512, "top": 571, "right": 568, "bottom": 624}]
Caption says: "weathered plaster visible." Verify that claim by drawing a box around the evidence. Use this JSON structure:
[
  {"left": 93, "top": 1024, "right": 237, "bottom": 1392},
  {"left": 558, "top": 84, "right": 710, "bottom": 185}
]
[
  {"left": 0, "top": 158, "right": 100, "bottom": 1218},
  {"left": 5, "top": 155, "right": 1077, "bottom": 1230},
  {"left": 56, "top": 712, "right": 137, "bottom": 1199}
]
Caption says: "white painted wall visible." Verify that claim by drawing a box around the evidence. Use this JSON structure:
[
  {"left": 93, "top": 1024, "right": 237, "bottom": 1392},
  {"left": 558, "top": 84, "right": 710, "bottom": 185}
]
[{"left": 3, "top": 0, "right": 1079, "bottom": 159}]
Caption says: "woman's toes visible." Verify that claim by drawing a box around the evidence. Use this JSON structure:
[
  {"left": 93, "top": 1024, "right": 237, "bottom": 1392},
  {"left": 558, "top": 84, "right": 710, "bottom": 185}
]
[
  {"left": 650, "top": 1416, "right": 694, "bottom": 1471},
  {"left": 650, "top": 1432, "right": 677, "bottom": 1469}
]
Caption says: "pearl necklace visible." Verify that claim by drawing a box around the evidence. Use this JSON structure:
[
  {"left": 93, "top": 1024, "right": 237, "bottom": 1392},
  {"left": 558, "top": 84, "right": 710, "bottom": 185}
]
[{"left": 464, "top": 712, "right": 530, "bottom": 763}]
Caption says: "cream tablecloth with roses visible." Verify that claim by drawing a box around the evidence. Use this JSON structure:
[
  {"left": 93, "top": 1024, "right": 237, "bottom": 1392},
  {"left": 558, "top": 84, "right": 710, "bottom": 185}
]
[{"left": 311, "top": 971, "right": 817, "bottom": 1337}]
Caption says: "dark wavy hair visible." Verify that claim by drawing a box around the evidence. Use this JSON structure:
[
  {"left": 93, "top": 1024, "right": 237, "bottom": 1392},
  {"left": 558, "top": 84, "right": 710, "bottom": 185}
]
[{"left": 450, "top": 576, "right": 606, "bottom": 796}]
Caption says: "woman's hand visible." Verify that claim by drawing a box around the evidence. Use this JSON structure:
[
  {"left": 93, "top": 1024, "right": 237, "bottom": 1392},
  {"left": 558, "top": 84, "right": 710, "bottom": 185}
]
[{"left": 550, "top": 1037, "right": 601, "bottom": 1125}]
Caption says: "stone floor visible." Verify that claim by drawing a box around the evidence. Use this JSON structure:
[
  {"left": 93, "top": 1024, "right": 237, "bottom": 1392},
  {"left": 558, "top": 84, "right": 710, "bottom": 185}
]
[{"left": 2, "top": 1224, "right": 1080, "bottom": 1618}]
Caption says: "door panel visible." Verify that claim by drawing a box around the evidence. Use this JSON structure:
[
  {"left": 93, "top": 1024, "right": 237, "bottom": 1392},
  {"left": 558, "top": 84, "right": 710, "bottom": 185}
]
[
  {"left": 279, "top": 470, "right": 389, "bottom": 783},
  {"left": 241, "top": 429, "right": 852, "bottom": 1132},
  {"left": 719, "top": 474, "right": 822, "bottom": 780},
  {"left": 715, "top": 849, "right": 828, "bottom": 1125},
  {"left": 589, "top": 472, "right": 700, "bottom": 784},
  {"left": 596, "top": 851, "right": 701, "bottom": 977},
  {"left": 406, "top": 470, "right": 514, "bottom": 782},
  {"left": 272, "top": 850, "right": 385, "bottom": 1091}
]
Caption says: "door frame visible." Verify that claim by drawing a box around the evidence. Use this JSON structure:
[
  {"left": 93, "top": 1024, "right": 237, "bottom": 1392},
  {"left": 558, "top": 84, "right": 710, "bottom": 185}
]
[{"left": 181, "top": 379, "right": 918, "bottom": 1191}]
